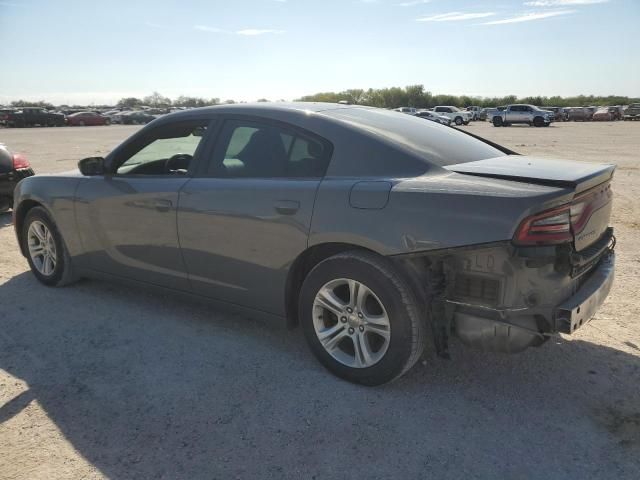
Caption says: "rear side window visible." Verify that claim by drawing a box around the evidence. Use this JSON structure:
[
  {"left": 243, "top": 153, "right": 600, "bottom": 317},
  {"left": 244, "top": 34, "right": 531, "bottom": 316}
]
[
  {"left": 324, "top": 108, "right": 505, "bottom": 167},
  {"left": 208, "top": 120, "right": 331, "bottom": 178}
]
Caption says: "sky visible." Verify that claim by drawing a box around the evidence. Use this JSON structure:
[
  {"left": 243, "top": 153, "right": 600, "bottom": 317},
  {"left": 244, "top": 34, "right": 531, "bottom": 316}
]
[{"left": 0, "top": 0, "right": 638, "bottom": 105}]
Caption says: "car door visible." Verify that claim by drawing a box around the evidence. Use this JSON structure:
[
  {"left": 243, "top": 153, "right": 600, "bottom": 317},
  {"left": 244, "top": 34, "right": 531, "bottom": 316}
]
[
  {"left": 515, "top": 106, "right": 528, "bottom": 123},
  {"left": 177, "top": 117, "right": 332, "bottom": 315},
  {"left": 74, "top": 119, "right": 212, "bottom": 290}
]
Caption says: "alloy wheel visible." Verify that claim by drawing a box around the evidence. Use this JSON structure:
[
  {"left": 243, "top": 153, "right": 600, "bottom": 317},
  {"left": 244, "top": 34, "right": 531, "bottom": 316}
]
[
  {"left": 312, "top": 278, "right": 391, "bottom": 368},
  {"left": 27, "top": 220, "right": 57, "bottom": 276}
]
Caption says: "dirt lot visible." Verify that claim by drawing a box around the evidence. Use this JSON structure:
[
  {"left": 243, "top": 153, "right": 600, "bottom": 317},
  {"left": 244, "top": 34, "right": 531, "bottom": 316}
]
[{"left": 1, "top": 122, "right": 639, "bottom": 479}]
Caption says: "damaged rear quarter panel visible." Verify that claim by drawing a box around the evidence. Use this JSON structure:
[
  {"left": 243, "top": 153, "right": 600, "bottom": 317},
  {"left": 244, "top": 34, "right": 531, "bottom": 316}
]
[{"left": 310, "top": 171, "right": 572, "bottom": 255}]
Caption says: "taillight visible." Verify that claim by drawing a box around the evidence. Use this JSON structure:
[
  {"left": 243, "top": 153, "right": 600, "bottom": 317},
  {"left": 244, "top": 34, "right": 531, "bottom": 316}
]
[
  {"left": 12, "top": 153, "right": 30, "bottom": 170},
  {"left": 514, "top": 205, "right": 573, "bottom": 245},
  {"left": 514, "top": 182, "right": 612, "bottom": 246}
]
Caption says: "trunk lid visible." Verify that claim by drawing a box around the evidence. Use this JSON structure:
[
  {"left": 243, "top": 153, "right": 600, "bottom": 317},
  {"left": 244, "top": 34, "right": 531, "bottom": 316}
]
[
  {"left": 445, "top": 156, "right": 616, "bottom": 251},
  {"left": 444, "top": 156, "right": 615, "bottom": 194}
]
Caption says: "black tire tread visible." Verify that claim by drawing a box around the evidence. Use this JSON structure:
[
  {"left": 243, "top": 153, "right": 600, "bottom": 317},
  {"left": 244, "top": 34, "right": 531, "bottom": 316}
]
[{"left": 303, "top": 250, "right": 426, "bottom": 384}]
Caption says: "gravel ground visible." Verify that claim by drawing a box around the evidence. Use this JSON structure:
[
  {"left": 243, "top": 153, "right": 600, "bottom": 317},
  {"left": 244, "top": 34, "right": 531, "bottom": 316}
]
[{"left": 0, "top": 121, "right": 639, "bottom": 480}]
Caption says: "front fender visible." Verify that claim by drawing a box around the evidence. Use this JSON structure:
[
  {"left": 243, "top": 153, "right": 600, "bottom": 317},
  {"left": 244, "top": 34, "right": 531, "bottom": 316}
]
[{"left": 13, "top": 175, "right": 84, "bottom": 258}]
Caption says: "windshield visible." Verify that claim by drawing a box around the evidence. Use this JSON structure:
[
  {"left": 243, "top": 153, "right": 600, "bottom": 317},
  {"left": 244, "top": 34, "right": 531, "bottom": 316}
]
[{"left": 324, "top": 107, "right": 505, "bottom": 167}]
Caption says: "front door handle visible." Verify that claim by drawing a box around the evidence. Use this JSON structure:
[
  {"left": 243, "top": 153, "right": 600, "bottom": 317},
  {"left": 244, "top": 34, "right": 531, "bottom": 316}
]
[
  {"left": 152, "top": 199, "right": 172, "bottom": 212},
  {"left": 274, "top": 200, "right": 300, "bottom": 215}
]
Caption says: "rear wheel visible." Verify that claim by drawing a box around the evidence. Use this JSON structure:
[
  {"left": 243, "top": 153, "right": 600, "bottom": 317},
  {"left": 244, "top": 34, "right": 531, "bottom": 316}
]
[
  {"left": 299, "top": 251, "right": 426, "bottom": 386},
  {"left": 22, "top": 207, "right": 77, "bottom": 287}
]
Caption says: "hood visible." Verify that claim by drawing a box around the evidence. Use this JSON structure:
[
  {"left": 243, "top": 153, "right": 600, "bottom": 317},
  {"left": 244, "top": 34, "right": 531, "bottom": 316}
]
[{"left": 444, "top": 156, "right": 615, "bottom": 194}]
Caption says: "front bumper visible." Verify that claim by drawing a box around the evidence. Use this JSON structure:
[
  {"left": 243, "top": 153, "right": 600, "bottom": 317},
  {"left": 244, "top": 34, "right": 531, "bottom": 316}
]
[{"left": 453, "top": 251, "right": 615, "bottom": 353}]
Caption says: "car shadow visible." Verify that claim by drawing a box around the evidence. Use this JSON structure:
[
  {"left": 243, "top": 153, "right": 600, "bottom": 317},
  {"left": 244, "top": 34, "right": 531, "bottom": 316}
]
[
  {"left": 0, "top": 211, "right": 12, "bottom": 229},
  {"left": 0, "top": 272, "right": 639, "bottom": 479}
]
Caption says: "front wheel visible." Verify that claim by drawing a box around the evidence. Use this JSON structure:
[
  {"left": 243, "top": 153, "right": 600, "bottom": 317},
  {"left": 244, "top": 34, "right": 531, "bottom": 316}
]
[
  {"left": 454, "top": 116, "right": 463, "bottom": 126},
  {"left": 533, "top": 116, "right": 544, "bottom": 127},
  {"left": 493, "top": 117, "right": 503, "bottom": 127},
  {"left": 22, "top": 207, "right": 77, "bottom": 287},
  {"left": 299, "top": 251, "right": 426, "bottom": 386}
]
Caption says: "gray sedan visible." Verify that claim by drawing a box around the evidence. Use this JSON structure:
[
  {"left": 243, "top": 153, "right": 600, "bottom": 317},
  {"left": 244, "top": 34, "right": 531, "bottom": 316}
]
[{"left": 13, "top": 103, "right": 616, "bottom": 385}]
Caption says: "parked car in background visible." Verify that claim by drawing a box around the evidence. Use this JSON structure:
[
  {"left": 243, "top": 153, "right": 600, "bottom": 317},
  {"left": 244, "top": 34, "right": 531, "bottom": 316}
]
[
  {"left": 490, "top": 104, "right": 554, "bottom": 127},
  {"left": 121, "top": 111, "right": 156, "bottom": 125},
  {"left": 623, "top": 103, "right": 640, "bottom": 120},
  {"left": 478, "top": 108, "right": 488, "bottom": 121},
  {"left": 393, "top": 107, "right": 417, "bottom": 114},
  {"left": 0, "top": 143, "right": 34, "bottom": 212},
  {"left": 102, "top": 109, "right": 122, "bottom": 117},
  {"left": 609, "top": 106, "right": 623, "bottom": 120},
  {"left": 465, "top": 106, "right": 482, "bottom": 121},
  {"left": 143, "top": 108, "right": 169, "bottom": 115},
  {"left": 414, "top": 110, "right": 451, "bottom": 126},
  {"left": 567, "top": 107, "right": 593, "bottom": 122},
  {"left": 0, "top": 108, "right": 16, "bottom": 126},
  {"left": 5, "top": 107, "right": 65, "bottom": 127},
  {"left": 66, "top": 112, "right": 111, "bottom": 126},
  {"left": 432, "top": 106, "right": 472, "bottom": 126},
  {"left": 585, "top": 106, "right": 598, "bottom": 118},
  {"left": 483, "top": 106, "right": 506, "bottom": 121},
  {"left": 592, "top": 107, "right": 613, "bottom": 121},
  {"left": 547, "top": 107, "right": 568, "bottom": 122},
  {"left": 108, "top": 111, "right": 130, "bottom": 124}
]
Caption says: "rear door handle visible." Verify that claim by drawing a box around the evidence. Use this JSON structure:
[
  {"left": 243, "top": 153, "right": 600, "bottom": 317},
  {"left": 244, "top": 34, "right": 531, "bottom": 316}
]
[{"left": 274, "top": 200, "right": 300, "bottom": 215}]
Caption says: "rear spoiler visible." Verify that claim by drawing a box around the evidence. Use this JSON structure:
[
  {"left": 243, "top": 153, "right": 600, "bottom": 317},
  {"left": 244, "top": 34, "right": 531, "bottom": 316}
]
[{"left": 450, "top": 126, "right": 520, "bottom": 156}]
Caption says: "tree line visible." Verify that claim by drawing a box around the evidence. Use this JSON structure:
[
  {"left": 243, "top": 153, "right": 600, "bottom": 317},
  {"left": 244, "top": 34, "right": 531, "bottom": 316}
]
[
  {"left": 297, "top": 85, "right": 638, "bottom": 109},
  {"left": 6, "top": 86, "right": 637, "bottom": 110}
]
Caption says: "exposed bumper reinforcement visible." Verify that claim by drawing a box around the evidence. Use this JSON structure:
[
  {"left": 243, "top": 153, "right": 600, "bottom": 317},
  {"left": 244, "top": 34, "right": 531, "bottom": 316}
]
[{"left": 555, "top": 252, "right": 615, "bottom": 334}]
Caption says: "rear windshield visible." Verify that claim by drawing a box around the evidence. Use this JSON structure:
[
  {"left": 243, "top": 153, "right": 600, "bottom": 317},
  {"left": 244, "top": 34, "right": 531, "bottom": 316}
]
[{"left": 323, "top": 107, "right": 505, "bottom": 167}]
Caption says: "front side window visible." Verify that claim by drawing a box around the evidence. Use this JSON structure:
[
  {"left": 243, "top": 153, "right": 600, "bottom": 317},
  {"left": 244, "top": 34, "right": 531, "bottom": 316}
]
[
  {"left": 115, "top": 121, "right": 208, "bottom": 175},
  {"left": 207, "top": 120, "right": 330, "bottom": 178}
]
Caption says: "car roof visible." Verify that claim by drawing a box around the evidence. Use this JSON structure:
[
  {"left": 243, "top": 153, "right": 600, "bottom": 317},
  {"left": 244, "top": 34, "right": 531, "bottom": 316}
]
[{"left": 168, "top": 101, "right": 361, "bottom": 116}]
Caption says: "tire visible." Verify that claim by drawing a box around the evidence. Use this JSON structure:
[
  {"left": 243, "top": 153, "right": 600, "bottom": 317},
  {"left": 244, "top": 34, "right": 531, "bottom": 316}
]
[
  {"left": 22, "top": 207, "right": 77, "bottom": 287},
  {"left": 533, "top": 116, "right": 544, "bottom": 127},
  {"left": 493, "top": 117, "right": 503, "bottom": 127},
  {"left": 299, "top": 250, "right": 426, "bottom": 386},
  {"left": 454, "top": 116, "right": 463, "bottom": 126}
]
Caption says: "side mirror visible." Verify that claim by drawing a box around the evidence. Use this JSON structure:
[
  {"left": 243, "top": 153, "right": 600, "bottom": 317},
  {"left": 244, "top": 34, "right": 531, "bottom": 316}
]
[{"left": 78, "top": 157, "right": 105, "bottom": 176}]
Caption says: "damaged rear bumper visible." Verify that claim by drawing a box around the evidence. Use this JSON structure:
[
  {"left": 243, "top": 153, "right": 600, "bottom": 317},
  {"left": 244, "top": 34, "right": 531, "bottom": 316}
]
[
  {"left": 452, "top": 251, "right": 615, "bottom": 353},
  {"left": 555, "top": 252, "right": 615, "bottom": 333}
]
